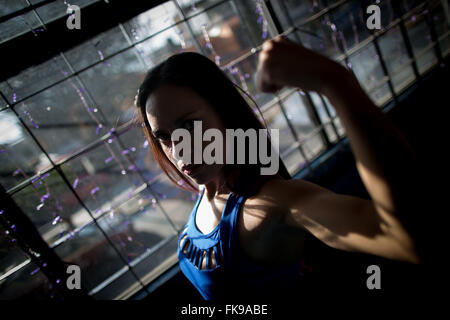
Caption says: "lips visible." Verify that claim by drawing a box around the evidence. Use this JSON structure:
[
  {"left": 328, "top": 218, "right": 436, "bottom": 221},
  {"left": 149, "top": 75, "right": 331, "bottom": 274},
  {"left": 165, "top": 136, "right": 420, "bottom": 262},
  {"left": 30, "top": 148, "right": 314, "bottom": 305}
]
[{"left": 181, "top": 164, "right": 202, "bottom": 176}]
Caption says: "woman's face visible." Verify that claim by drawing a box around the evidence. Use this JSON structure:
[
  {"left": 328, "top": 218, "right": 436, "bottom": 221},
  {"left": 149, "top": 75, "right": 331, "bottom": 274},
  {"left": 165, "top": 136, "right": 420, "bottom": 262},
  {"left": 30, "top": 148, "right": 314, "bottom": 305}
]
[{"left": 145, "top": 84, "right": 226, "bottom": 185}]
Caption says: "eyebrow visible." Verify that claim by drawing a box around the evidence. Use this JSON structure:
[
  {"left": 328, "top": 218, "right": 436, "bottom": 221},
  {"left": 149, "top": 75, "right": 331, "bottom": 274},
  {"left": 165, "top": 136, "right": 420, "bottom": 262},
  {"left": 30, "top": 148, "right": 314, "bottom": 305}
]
[
  {"left": 174, "top": 111, "right": 197, "bottom": 127},
  {"left": 150, "top": 111, "right": 198, "bottom": 137}
]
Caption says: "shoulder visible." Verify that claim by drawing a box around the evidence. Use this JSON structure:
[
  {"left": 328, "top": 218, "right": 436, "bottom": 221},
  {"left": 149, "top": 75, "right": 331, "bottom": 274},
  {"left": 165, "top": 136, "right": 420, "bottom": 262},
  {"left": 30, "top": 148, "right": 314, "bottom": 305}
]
[
  {"left": 260, "top": 177, "right": 333, "bottom": 201},
  {"left": 243, "top": 177, "right": 329, "bottom": 216},
  {"left": 236, "top": 177, "right": 314, "bottom": 264}
]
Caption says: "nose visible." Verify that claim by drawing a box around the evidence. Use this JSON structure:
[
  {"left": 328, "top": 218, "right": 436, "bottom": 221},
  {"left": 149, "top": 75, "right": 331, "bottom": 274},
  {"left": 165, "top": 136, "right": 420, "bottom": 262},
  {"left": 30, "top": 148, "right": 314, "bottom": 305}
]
[
  {"left": 171, "top": 139, "right": 186, "bottom": 162},
  {"left": 171, "top": 137, "right": 192, "bottom": 166},
  {"left": 171, "top": 140, "right": 179, "bottom": 161}
]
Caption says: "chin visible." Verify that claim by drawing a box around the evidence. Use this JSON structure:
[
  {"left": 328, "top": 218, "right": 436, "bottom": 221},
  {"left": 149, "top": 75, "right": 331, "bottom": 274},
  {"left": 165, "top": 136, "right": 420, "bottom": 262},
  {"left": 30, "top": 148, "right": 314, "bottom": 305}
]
[
  {"left": 188, "top": 171, "right": 211, "bottom": 185},
  {"left": 187, "top": 165, "right": 220, "bottom": 185}
]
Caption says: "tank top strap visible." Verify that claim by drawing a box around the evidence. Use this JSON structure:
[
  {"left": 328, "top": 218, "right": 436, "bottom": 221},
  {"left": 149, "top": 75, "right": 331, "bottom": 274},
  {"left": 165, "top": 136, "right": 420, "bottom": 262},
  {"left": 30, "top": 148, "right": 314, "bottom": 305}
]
[
  {"left": 219, "top": 192, "right": 246, "bottom": 264},
  {"left": 184, "top": 187, "right": 204, "bottom": 230}
]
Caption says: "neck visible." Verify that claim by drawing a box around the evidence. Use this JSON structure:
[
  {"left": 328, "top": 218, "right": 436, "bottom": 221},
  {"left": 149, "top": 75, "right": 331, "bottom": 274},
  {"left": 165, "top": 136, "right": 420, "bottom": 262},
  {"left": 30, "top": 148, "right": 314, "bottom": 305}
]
[{"left": 203, "top": 167, "right": 236, "bottom": 200}]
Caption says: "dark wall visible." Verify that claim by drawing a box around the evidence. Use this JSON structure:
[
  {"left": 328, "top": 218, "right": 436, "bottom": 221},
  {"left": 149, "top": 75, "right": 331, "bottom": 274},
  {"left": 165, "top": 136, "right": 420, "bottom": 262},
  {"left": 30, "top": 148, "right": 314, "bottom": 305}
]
[{"left": 137, "top": 59, "right": 449, "bottom": 302}]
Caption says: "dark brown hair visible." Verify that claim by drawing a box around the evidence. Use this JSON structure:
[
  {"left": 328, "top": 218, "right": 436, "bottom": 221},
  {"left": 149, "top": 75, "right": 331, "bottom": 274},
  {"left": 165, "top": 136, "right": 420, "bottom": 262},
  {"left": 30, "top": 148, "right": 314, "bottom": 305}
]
[{"left": 135, "top": 51, "right": 290, "bottom": 197}]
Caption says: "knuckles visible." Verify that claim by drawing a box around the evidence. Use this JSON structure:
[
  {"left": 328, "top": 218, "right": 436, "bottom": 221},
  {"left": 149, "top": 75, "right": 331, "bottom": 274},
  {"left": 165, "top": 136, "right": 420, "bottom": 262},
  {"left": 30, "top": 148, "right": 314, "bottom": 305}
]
[{"left": 262, "top": 39, "right": 275, "bottom": 51}]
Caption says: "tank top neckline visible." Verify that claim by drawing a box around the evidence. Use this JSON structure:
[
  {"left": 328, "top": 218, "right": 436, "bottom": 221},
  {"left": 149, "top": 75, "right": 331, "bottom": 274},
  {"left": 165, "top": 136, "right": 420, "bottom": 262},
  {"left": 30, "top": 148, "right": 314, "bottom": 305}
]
[{"left": 192, "top": 187, "right": 235, "bottom": 237}]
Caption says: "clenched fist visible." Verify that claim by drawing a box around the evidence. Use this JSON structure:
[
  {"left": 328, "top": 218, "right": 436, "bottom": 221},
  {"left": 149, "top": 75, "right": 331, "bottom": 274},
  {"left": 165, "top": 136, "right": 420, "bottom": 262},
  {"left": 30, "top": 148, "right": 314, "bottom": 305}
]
[{"left": 255, "top": 35, "right": 350, "bottom": 96}]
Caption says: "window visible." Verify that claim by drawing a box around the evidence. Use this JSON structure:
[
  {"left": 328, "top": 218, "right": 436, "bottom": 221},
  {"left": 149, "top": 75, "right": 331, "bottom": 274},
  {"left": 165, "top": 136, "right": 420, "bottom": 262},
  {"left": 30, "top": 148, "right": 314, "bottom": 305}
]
[{"left": 1, "top": 0, "right": 448, "bottom": 299}]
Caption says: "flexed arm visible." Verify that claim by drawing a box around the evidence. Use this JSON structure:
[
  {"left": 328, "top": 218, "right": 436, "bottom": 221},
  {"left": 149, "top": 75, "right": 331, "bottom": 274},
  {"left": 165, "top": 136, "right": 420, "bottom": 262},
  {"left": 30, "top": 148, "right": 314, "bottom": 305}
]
[{"left": 255, "top": 36, "right": 422, "bottom": 262}]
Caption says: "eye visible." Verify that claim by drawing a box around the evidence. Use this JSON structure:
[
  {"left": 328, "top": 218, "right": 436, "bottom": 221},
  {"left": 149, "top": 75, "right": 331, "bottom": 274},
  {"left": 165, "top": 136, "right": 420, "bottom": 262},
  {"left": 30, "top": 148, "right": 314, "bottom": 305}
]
[{"left": 154, "top": 132, "right": 171, "bottom": 143}]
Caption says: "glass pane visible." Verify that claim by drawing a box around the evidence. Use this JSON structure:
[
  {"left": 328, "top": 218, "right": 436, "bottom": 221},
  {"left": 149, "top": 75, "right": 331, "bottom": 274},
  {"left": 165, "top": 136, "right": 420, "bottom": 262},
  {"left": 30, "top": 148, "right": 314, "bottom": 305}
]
[
  {"left": 282, "top": 91, "right": 325, "bottom": 160},
  {"left": 369, "top": 82, "right": 392, "bottom": 107},
  {"left": 378, "top": 0, "right": 397, "bottom": 29},
  {"left": 0, "top": 94, "right": 8, "bottom": 110},
  {"left": 134, "top": 234, "right": 178, "bottom": 286},
  {"left": 224, "top": 51, "right": 276, "bottom": 110},
  {"left": 230, "top": 0, "right": 277, "bottom": 46},
  {"left": 95, "top": 188, "right": 177, "bottom": 264},
  {"left": 333, "top": 117, "right": 345, "bottom": 137},
  {"left": 378, "top": 25, "right": 411, "bottom": 70},
  {"left": 0, "top": 10, "right": 43, "bottom": 44},
  {"left": 378, "top": 26, "right": 416, "bottom": 93},
  {"left": 309, "top": 92, "right": 329, "bottom": 123},
  {"left": 295, "top": 17, "right": 342, "bottom": 60},
  {"left": 0, "top": 109, "right": 52, "bottom": 191},
  {"left": 59, "top": 135, "right": 144, "bottom": 219},
  {"left": 263, "top": 104, "right": 305, "bottom": 173},
  {"left": 176, "top": 0, "right": 223, "bottom": 18},
  {"left": 53, "top": 222, "right": 128, "bottom": 295},
  {"left": 321, "top": 95, "right": 345, "bottom": 137},
  {"left": 0, "top": 223, "right": 30, "bottom": 283},
  {"left": 14, "top": 78, "right": 108, "bottom": 163},
  {"left": 348, "top": 43, "right": 386, "bottom": 92},
  {"left": 302, "top": 130, "right": 326, "bottom": 161},
  {"left": 329, "top": 0, "right": 370, "bottom": 52},
  {"left": 149, "top": 174, "right": 198, "bottom": 230},
  {"left": 0, "top": 0, "right": 29, "bottom": 18},
  {"left": 269, "top": 0, "right": 328, "bottom": 30},
  {"left": 35, "top": 0, "right": 101, "bottom": 24},
  {"left": 188, "top": 0, "right": 255, "bottom": 65},
  {"left": 397, "top": 0, "right": 429, "bottom": 16},
  {"left": 405, "top": 12, "right": 437, "bottom": 74},
  {"left": 323, "top": 122, "right": 339, "bottom": 143},
  {"left": 321, "top": 94, "right": 337, "bottom": 118},
  {"left": 0, "top": 259, "right": 63, "bottom": 300},
  {"left": 263, "top": 104, "right": 296, "bottom": 155},
  {"left": 431, "top": 2, "right": 450, "bottom": 56},
  {"left": 417, "top": 48, "right": 438, "bottom": 74},
  {"left": 0, "top": 82, "right": 11, "bottom": 107},
  {"left": 63, "top": 26, "right": 130, "bottom": 72},
  {"left": 123, "top": 1, "right": 181, "bottom": 44},
  {"left": 2, "top": 55, "right": 70, "bottom": 104},
  {"left": 136, "top": 22, "right": 200, "bottom": 67},
  {"left": 391, "top": 64, "right": 416, "bottom": 94},
  {"left": 78, "top": 47, "right": 145, "bottom": 128},
  {"left": 91, "top": 269, "right": 141, "bottom": 300},
  {"left": 114, "top": 125, "right": 162, "bottom": 184},
  {"left": 309, "top": 92, "right": 338, "bottom": 142},
  {"left": 439, "top": 34, "right": 450, "bottom": 57},
  {"left": 283, "top": 148, "right": 306, "bottom": 176},
  {"left": 11, "top": 169, "right": 94, "bottom": 247},
  {"left": 282, "top": 91, "right": 315, "bottom": 135}
]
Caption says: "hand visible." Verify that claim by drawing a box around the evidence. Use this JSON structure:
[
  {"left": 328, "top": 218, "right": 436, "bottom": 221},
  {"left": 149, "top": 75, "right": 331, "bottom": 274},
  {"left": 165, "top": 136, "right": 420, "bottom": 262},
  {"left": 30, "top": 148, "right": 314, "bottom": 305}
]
[{"left": 256, "top": 35, "right": 349, "bottom": 95}]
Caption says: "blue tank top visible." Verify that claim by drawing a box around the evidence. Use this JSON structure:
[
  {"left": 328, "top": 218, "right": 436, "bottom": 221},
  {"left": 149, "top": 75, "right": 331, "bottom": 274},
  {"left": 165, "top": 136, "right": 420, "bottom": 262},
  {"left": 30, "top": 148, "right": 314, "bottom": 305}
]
[{"left": 177, "top": 187, "right": 305, "bottom": 300}]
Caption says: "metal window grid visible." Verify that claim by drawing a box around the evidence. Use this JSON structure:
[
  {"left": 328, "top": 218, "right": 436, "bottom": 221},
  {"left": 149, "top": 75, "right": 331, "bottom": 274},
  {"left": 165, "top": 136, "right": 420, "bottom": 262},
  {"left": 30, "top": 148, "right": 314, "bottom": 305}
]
[{"left": 0, "top": 0, "right": 447, "bottom": 299}]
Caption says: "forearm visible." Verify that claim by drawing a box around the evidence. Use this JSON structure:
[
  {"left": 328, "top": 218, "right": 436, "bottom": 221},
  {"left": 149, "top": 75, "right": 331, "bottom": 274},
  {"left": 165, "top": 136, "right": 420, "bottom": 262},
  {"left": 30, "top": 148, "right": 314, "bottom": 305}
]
[{"left": 323, "top": 66, "right": 418, "bottom": 215}]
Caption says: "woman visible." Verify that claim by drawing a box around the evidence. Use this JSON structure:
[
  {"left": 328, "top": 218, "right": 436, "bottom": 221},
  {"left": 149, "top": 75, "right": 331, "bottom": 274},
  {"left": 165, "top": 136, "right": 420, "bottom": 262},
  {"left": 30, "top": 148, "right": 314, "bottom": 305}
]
[{"left": 135, "top": 35, "right": 421, "bottom": 300}]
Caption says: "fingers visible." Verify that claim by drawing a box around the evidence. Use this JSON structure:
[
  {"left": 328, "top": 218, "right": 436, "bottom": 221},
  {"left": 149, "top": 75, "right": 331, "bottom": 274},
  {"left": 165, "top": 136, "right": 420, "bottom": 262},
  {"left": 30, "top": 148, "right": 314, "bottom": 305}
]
[
  {"left": 262, "top": 35, "right": 286, "bottom": 50},
  {"left": 256, "top": 62, "right": 282, "bottom": 93},
  {"left": 262, "top": 33, "right": 293, "bottom": 51},
  {"left": 256, "top": 35, "right": 294, "bottom": 93},
  {"left": 256, "top": 73, "right": 280, "bottom": 93},
  {"left": 275, "top": 34, "right": 294, "bottom": 44},
  {"left": 274, "top": 34, "right": 288, "bottom": 42},
  {"left": 262, "top": 39, "right": 275, "bottom": 52}
]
